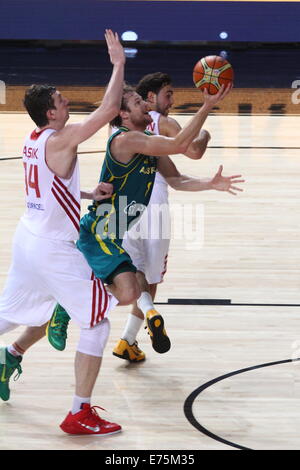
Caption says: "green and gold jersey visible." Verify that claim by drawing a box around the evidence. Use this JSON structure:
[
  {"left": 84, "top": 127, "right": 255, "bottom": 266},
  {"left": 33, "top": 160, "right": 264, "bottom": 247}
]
[{"left": 86, "top": 126, "right": 158, "bottom": 240}]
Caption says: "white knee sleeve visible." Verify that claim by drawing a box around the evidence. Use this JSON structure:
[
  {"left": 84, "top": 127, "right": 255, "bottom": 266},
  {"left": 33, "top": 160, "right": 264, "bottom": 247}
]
[
  {"left": 77, "top": 318, "right": 111, "bottom": 357},
  {"left": 0, "top": 319, "right": 18, "bottom": 335}
]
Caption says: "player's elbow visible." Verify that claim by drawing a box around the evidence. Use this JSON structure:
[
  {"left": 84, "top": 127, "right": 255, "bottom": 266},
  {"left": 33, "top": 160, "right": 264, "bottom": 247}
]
[
  {"left": 185, "top": 130, "right": 211, "bottom": 160},
  {"left": 176, "top": 142, "right": 189, "bottom": 155},
  {"left": 184, "top": 150, "right": 203, "bottom": 160},
  {"left": 166, "top": 176, "right": 181, "bottom": 190},
  {"left": 106, "top": 105, "right": 120, "bottom": 123}
]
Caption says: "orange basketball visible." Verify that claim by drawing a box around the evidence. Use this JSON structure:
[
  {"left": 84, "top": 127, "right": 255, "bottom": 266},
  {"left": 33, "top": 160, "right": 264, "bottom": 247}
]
[{"left": 193, "top": 55, "right": 234, "bottom": 95}]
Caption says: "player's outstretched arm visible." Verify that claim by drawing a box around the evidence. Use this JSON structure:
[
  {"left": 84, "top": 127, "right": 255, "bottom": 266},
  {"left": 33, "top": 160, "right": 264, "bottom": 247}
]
[
  {"left": 78, "top": 30, "right": 125, "bottom": 141},
  {"left": 119, "top": 84, "right": 231, "bottom": 160},
  {"left": 158, "top": 157, "right": 245, "bottom": 195},
  {"left": 160, "top": 115, "right": 211, "bottom": 160},
  {"left": 210, "top": 164, "right": 245, "bottom": 195},
  {"left": 53, "top": 30, "right": 125, "bottom": 149},
  {"left": 167, "top": 84, "right": 231, "bottom": 156}
]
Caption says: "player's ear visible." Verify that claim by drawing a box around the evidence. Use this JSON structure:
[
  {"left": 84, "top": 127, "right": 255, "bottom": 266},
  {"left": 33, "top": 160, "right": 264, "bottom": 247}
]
[
  {"left": 46, "top": 108, "right": 56, "bottom": 121},
  {"left": 147, "top": 91, "right": 156, "bottom": 105},
  {"left": 119, "top": 109, "right": 129, "bottom": 123}
]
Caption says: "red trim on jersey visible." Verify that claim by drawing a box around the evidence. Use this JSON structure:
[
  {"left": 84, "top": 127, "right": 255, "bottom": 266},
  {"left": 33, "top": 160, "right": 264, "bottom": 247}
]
[
  {"left": 54, "top": 176, "right": 81, "bottom": 211},
  {"left": 51, "top": 176, "right": 80, "bottom": 232},
  {"left": 30, "top": 128, "right": 49, "bottom": 141},
  {"left": 52, "top": 180, "right": 80, "bottom": 218},
  {"left": 51, "top": 185, "right": 80, "bottom": 232}
]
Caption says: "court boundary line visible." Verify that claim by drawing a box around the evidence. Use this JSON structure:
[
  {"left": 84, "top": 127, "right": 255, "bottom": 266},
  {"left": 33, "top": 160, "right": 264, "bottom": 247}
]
[
  {"left": 184, "top": 357, "right": 300, "bottom": 450},
  {"left": 155, "top": 299, "right": 300, "bottom": 307},
  {"left": 0, "top": 150, "right": 104, "bottom": 161},
  {"left": 2, "top": 145, "right": 300, "bottom": 161}
]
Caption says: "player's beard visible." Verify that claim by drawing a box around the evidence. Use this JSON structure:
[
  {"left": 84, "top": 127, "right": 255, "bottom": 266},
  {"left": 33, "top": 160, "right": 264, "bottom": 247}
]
[
  {"left": 131, "top": 111, "right": 152, "bottom": 130},
  {"left": 156, "top": 103, "right": 169, "bottom": 117}
]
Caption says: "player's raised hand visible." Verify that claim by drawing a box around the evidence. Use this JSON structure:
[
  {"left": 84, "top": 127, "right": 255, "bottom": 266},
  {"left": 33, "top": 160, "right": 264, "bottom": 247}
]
[
  {"left": 202, "top": 83, "right": 232, "bottom": 108},
  {"left": 211, "top": 165, "right": 245, "bottom": 195},
  {"left": 105, "top": 29, "right": 125, "bottom": 66}
]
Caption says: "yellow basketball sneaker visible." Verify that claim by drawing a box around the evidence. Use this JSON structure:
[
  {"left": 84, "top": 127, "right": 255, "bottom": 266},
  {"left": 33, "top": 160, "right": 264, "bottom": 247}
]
[
  {"left": 112, "top": 339, "right": 145, "bottom": 362},
  {"left": 145, "top": 309, "right": 171, "bottom": 354}
]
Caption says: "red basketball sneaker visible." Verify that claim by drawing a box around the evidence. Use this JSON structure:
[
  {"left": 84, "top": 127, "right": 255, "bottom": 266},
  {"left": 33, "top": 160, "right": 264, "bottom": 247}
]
[{"left": 60, "top": 404, "right": 122, "bottom": 435}]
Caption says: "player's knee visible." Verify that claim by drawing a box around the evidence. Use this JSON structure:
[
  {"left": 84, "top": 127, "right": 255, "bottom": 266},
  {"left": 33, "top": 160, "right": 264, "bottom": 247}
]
[
  {"left": 77, "top": 318, "right": 111, "bottom": 357},
  {"left": 118, "top": 284, "right": 141, "bottom": 305}
]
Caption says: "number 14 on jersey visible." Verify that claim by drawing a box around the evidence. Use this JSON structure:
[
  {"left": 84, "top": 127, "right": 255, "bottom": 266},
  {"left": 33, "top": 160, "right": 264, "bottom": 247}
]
[{"left": 23, "top": 162, "right": 41, "bottom": 198}]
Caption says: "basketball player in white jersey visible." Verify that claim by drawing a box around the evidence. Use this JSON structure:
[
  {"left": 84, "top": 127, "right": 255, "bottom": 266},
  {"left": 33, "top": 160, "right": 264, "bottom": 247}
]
[
  {"left": 113, "top": 72, "right": 211, "bottom": 362},
  {"left": 0, "top": 30, "right": 127, "bottom": 435}
]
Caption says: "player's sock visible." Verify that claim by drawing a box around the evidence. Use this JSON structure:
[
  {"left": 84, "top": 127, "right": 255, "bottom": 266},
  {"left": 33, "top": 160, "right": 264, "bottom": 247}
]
[
  {"left": 7, "top": 342, "right": 25, "bottom": 358},
  {"left": 72, "top": 395, "right": 91, "bottom": 415},
  {"left": 121, "top": 314, "right": 143, "bottom": 345},
  {"left": 137, "top": 292, "right": 154, "bottom": 315}
]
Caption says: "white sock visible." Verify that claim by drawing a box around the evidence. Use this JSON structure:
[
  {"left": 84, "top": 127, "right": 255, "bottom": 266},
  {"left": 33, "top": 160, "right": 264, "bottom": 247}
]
[
  {"left": 7, "top": 343, "right": 24, "bottom": 357},
  {"left": 137, "top": 292, "right": 154, "bottom": 315},
  {"left": 72, "top": 395, "right": 91, "bottom": 415},
  {"left": 121, "top": 314, "right": 143, "bottom": 345}
]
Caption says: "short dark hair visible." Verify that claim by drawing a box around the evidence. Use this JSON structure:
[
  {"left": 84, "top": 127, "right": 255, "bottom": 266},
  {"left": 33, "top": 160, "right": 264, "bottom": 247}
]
[
  {"left": 136, "top": 72, "right": 172, "bottom": 100},
  {"left": 23, "top": 84, "right": 57, "bottom": 127},
  {"left": 110, "top": 84, "right": 135, "bottom": 128}
]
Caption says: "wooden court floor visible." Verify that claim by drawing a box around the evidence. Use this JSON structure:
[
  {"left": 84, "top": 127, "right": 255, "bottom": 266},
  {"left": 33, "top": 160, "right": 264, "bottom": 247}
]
[{"left": 0, "top": 112, "right": 300, "bottom": 450}]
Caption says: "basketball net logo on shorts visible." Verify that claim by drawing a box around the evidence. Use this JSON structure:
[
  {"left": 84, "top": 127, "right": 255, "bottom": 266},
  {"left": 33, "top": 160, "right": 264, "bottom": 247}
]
[{"left": 123, "top": 200, "right": 146, "bottom": 217}]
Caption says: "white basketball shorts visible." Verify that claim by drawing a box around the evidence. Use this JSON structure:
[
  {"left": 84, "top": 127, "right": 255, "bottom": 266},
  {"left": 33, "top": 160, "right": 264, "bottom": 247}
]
[
  {"left": 0, "top": 221, "right": 118, "bottom": 328},
  {"left": 122, "top": 198, "right": 171, "bottom": 285}
]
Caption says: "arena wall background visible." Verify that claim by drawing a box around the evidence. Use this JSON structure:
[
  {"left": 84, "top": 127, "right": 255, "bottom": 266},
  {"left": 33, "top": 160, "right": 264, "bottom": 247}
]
[{"left": 0, "top": 0, "right": 299, "bottom": 42}]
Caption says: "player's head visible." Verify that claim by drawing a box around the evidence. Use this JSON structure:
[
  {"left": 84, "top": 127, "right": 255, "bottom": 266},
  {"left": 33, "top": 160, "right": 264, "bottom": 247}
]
[
  {"left": 110, "top": 84, "right": 152, "bottom": 130},
  {"left": 136, "top": 72, "right": 174, "bottom": 116},
  {"left": 24, "top": 85, "right": 69, "bottom": 128}
]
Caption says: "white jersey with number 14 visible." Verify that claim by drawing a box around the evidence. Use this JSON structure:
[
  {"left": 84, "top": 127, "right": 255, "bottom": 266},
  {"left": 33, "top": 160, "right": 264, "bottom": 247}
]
[{"left": 21, "top": 128, "right": 81, "bottom": 241}]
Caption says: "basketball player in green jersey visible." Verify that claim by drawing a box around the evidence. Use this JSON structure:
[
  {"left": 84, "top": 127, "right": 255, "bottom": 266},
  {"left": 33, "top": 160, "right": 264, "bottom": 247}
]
[
  {"left": 77, "top": 124, "right": 158, "bottom": 288},
  {"left": 114, "top": 72, "right": 212, "bottom": 362},
  {"left": 47, "top": 82, "right": 244, "bottom": 355}
]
